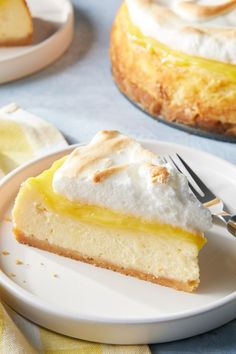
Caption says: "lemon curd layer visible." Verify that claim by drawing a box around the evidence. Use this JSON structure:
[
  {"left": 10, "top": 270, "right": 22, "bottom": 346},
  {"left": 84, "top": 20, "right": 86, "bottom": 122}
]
[
  {"left": 20, "top": 156, "right": 207, "bottom": 250},
  {"left": 125, "top": 6, "right": 236, "bottom": 83}
]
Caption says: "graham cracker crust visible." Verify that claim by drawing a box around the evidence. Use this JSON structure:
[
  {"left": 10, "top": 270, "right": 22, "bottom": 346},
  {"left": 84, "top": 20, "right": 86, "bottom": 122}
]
[
  {"left": 0, "top": 33, "right": 33, "bottom": 47},
  {"left": 14, "top": 228, "right": 198, "bottom": 292}
]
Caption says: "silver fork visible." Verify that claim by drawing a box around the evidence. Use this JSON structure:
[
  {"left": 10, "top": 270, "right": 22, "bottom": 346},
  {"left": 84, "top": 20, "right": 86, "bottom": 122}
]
[{"left": 165, "top": 154, "right": 236, "bottom": 237}]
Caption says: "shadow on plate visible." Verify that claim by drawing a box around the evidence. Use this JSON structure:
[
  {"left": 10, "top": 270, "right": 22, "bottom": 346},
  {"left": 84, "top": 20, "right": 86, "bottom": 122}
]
[
  {"left": 32, "top": 17, "right": 61, "bottom": 44},
  {"left": 31, "top": 5, "right": 95, "bottom": 80},
  {"left": 198, "top": 230, "right": 236, "bottom": 295}
]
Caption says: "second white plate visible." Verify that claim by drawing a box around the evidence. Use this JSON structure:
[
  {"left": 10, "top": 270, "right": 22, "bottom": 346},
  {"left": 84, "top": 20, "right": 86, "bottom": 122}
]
[
  {"left": 0, "top": 0, "right": 73, "bottom": 84},
  {"left": 0, "top": 141, "right": 236, "bottom": 344}
]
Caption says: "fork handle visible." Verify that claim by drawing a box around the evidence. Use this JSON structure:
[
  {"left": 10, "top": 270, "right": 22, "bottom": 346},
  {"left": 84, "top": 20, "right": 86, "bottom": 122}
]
[{"left": 215, "top": 213, "right": 236, "bottom": 237}]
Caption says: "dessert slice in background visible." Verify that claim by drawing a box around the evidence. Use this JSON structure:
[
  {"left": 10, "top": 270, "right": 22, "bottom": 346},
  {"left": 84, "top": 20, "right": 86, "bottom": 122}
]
[
  {"left": 13, "top": 131, "right": 212, "bottom": 292},
  {"left": 0, "top": 0, "right": 33, "bottom": 46}
]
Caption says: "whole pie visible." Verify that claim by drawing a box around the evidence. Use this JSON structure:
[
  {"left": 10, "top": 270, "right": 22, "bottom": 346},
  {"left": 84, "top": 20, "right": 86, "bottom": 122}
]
[
  {"left": 110, "top": 0, "right": 236, "bottom": 136},
  {"left": 13, "top": 131, "right": 212, "bottom": 292}
]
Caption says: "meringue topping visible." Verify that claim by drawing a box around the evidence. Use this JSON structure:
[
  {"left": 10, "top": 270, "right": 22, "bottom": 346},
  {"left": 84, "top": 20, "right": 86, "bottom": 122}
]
[
  {"left": 173, "top": 0, "right": 236, "bottom": 21},
  {"left": 126, "top": 0, "right": 236, "bottom": 64},
  {"left": 53, "top": 131, "right": 212, "bottom": 233}
]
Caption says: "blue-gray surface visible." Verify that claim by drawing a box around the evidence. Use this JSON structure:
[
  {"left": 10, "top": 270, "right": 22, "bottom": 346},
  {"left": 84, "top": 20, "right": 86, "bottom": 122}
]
[{"left": 0, "top": 0, "right": 235, "bottom": 352}]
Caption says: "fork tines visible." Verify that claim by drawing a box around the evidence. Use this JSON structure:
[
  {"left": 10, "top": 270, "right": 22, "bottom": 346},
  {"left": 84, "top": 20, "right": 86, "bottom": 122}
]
[{"left": 167, "top": 154, "right": 216, "bottom": 204}]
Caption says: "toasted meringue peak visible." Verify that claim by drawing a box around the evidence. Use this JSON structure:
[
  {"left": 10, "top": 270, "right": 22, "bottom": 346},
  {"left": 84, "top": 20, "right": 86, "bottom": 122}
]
[
  {"left": 53, "top": 131, "right": 212, "bottom": 233},
  {"left": 173, "top": 0, "right": 236, "bottom": 21},
  {"left": 149, "top": 164, "right": 169, "bottom": 183},
  {"left": 126, "top": 0, "right": 236, "bottom": 64},
  {"left": 53, "top": 130, "right": 162, "bottom": 183}
]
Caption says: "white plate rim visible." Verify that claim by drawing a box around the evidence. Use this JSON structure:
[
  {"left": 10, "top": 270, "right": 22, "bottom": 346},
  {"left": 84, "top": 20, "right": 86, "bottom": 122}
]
[
  {"left": 0, "top": 0, "right": 73, "bottom": 63},
  {"left": 0, "top": 0, "right": 74, "bottom": 83},
  {"left": 0, "top": 139, "right": 236, "bottom": 325}
]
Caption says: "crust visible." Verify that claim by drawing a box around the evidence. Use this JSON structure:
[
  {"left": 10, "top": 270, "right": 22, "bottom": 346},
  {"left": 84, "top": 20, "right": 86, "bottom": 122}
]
[
  {"left": 14, "top": 228, "right": 199, "bottom": 292},
  {"left": 0, "top": 33, "right": 33, "bottom": 47},
  {"left": 110, "top": 4, "right": 236, "bottom": 136}
]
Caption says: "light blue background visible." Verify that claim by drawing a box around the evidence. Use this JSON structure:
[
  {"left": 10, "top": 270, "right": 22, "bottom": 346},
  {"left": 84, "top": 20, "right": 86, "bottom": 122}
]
[{"left": 0, "top": 0, "right": 235, "bottom": 352}]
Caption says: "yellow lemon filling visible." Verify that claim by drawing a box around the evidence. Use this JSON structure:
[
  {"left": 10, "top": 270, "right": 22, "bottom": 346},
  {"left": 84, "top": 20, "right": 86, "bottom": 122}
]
[
  {"left": 125, "top": 6, "right": 236, "bottom": 82},
  {"left": 22, "top": 156, "right": 206, "bottom": 250}
]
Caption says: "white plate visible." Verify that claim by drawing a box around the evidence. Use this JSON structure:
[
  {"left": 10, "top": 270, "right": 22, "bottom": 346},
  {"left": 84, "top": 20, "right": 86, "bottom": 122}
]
[
  {"left": 0, "top": 0, "right": 73, "bottom": 84},
  {"left": 0, "top": 141, "right": 236, "bottom": 344}
]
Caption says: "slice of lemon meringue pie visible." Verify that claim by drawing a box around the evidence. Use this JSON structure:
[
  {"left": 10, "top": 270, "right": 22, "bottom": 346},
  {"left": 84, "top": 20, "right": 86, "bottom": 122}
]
[
  {"left": 13, "top": 131, "right": 212, "bottom": 292},
  {"left": 110, "top": 1, "right": 236, "bottom": 136}
]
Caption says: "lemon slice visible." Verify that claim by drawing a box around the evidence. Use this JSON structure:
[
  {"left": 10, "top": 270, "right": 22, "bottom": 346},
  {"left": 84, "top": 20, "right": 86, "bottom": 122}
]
[{"left": 0, "top": 103, "right": 67, "bottom": 177}]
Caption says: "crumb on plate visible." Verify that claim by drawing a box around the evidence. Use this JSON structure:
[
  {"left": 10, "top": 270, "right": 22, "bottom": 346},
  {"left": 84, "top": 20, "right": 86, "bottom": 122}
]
[
  {"left": 2, "top": 251, "right": 10, "bottom": 256},
  {"left": 16, "top": 259, "right": 23, "bottom": 265}
]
